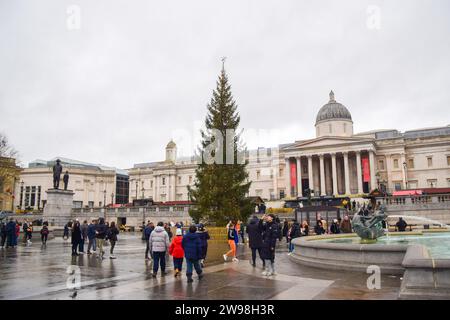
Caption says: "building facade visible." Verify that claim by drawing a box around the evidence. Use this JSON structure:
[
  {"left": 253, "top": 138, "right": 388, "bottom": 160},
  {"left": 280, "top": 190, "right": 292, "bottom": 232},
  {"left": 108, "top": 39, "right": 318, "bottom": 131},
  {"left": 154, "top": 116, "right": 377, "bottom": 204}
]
[
  {"left": 14, "top": 157, "right": 129, "bottom": 210},
  {"left": 0, "top": 157, "right": 21, "bottom": 211},
  {"left": 130, "top": 91, "right": 450, "bottom": 202}
]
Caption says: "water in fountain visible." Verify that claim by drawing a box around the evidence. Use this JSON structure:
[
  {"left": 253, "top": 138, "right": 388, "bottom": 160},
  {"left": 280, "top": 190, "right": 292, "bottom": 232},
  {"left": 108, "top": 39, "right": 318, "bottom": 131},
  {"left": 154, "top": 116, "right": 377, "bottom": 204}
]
[{"left": 387, "top": 215, "right": 449, "bottom": 229}]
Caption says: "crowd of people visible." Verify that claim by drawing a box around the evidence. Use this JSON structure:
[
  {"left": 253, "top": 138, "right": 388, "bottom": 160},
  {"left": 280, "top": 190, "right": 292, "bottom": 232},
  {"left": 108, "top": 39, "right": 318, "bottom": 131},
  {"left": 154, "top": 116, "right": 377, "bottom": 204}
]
[
  {"left": 0, "top": 218, "right": 36, "bottom": 248},
  {"left": 63, "top": 218, "right": 120, "bottom": 259},
  {"left": 142, "top": 220, "right": 209, "bottom": 282}
]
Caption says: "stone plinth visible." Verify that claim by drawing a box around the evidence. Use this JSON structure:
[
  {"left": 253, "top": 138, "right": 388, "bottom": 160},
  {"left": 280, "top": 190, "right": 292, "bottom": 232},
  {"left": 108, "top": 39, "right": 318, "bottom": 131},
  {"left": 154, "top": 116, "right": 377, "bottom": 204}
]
[{"left": 43, "top": 189, "right": 74, "bottom": 227}]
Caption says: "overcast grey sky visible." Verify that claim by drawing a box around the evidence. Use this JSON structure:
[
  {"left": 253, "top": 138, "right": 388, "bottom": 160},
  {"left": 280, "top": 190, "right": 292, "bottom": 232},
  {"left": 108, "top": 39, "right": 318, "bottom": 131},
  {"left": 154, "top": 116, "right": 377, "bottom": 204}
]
[{"left": 1, "top": 0, "right": 449, "bottom": 169}]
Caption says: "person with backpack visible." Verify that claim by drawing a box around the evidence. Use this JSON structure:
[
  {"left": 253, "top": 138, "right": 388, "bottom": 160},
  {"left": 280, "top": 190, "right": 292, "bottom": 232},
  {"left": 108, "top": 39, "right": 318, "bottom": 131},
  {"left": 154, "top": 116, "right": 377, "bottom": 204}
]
[
  {"left": 196, "top": 224, "right": 210, "bottom": 267},
  {"left": 149, "top": 221, "right": 170, "bottom": 277},
  {"left": 40, "top": 223, "right": 49, "bottom": 245},
  {"left": 107, "top": 221, "right": 119, "bottom": 259},
  {"left": 182, "top": 225, "right": 204, "bottom": 283},
  {"left": 169, "top": 228, "right": 184, "bottom": 277}
]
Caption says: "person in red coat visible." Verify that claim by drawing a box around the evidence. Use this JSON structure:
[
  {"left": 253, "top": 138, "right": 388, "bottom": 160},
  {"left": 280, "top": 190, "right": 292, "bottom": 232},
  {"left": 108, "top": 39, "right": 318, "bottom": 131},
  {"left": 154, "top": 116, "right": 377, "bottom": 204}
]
[{"left": 169, "top": 228, "right": 185, "bottom": 277}]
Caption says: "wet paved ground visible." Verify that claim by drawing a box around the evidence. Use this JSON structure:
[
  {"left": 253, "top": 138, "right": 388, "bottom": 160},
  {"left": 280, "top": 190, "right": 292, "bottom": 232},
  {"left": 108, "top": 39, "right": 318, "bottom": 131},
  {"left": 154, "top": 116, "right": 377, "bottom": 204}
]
[{"left": 0, "top": 233, "right": 401, "bottom": 300}]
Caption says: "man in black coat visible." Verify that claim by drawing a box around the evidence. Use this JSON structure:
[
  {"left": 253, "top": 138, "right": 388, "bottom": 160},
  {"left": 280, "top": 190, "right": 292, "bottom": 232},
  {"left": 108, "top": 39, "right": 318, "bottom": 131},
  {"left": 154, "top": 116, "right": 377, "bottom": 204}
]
[
  {"left": 246, "top": 216, "right": 265, "bottom": 268},
  {"left": 260, "top": 214, "right": 279, "bottom": 276}
]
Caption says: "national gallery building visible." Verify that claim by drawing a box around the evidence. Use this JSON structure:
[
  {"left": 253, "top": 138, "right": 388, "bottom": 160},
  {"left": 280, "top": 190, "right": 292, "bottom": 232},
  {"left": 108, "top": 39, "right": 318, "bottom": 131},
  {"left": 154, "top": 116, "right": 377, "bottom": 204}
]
[{"left": 129, "top": 91, "right": 450, "bottom": 202}]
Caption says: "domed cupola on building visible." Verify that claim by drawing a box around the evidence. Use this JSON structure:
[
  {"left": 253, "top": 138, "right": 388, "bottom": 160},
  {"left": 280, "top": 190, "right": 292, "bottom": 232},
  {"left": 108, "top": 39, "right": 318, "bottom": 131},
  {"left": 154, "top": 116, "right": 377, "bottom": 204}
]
[
  {"left": 165, "top": 140, "right": 177, "bottom": 163},
  {"left": 315, "top": 91, "right": 353, "bottom": 138}
]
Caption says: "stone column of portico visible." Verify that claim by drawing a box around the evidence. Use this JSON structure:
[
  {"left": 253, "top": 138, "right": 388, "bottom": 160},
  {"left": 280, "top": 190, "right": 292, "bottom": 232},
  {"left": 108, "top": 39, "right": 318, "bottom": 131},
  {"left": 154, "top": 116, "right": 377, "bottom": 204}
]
[
  {"left": 343, "top": 152, "right": 351, "bottom": 195},
  {"left": 152, "top": 177, "right": 156, "bottom": 201},
  {"left": 319, "top": 154, "right": 326, "bottom": 196},
  {"left": 285, "top": 158, "right": 291, "bottom": 197},
  {"left": 331, "top": 153, "right": 338, "bottom": 196},
  {"left": 307, "top": 155, "right": 314, "bottom": 194},
  {"left": 356, "top": 151, "right": 363, "bottom": 194},
  {"left": 296, "top": 157, "right": 302, "bottom": 197},
  {"left": 154, "top": 176, "right": 158, "bottom": 202},
  {"left": 369, "top": 150, "right": 377, "bottom": 191}
]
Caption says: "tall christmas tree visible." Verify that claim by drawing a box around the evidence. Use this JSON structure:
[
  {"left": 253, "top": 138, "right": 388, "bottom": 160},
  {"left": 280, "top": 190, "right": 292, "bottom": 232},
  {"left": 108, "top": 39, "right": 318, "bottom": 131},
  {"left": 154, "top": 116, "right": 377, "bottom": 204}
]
[{"left": 188, "top": 61, "right": 252, "bottom": 226}]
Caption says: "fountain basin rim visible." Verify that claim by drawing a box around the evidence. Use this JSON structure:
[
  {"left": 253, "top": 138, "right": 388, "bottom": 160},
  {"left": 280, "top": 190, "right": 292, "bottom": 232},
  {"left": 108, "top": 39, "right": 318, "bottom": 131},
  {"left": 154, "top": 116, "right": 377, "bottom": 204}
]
[{"left": 293, "top": 235, "right": 409, "bottom": 252}]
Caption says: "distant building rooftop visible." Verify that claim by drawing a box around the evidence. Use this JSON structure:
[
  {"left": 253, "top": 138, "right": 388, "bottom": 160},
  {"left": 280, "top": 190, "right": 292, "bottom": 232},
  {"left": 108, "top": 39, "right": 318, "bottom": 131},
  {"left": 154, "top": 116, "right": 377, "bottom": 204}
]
[{"left": 28, "top": 157, "right": 128, "bottom": 176}]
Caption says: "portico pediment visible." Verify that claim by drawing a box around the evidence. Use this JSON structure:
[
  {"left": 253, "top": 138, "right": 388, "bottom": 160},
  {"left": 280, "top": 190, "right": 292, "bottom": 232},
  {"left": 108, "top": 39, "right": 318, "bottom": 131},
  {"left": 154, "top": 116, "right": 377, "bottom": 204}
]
[{"left": 282, "top": 136, "right": 375, "bottom": 152}]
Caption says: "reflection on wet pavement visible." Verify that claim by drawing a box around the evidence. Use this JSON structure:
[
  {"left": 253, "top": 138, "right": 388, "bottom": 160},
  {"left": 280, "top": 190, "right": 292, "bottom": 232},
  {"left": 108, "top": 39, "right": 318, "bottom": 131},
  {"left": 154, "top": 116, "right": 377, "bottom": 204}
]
[{"left": 0, "top": 233, "right": 401, "bottom": 300}]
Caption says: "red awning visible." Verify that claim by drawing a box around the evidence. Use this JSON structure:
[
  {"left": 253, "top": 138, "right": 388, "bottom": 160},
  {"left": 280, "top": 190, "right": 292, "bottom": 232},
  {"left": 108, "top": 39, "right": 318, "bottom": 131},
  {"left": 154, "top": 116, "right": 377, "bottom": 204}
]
[{"left": 392, "top": 190, "right": 423, "bottom": 196}]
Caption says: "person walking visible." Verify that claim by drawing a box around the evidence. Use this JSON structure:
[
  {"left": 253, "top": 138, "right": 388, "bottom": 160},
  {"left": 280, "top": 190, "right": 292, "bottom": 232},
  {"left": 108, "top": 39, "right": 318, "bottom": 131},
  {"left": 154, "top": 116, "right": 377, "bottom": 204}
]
[
  {"left": 40, "top": 223, "right": 49, "bottom": 245},
  {"left": 25, "top": 222, "right": 33, "bottom": 246},
  {"left": 169, "top": 228, "right": 184, "bottom": 277},
  {"left": 107, "top": 221, "right": 119, "bottom": 259},
  {"left": 340, "top": 215, "right": 352, "bottom": 233},
  {"left": 79, "top": 220, "right": 88, "bottom": 254},
  {"left": 223, "top": 222, "right": 238, "bottom": 262},
  {"left": 95, "top": 218, "right": 107, "bottom": 259},
  {"left": 182, "top": 225, "right": 204, "bottom": 283},
  {"left": 144, "top": 222, "right": 155, "bottom": 260},
  {"left": 196, "top": 224, "right": 210, "bottom": 267},
  {"left": 149, "top": 221, "right": 170, "bottom": 277},
  {"left": 0, "top": 222, "right": 6, "bottom": 248},
  {"left": 71, "top": 221, "right": 82, "bottom": 256},
  {"left": 260, "top": 214, "right": 279, "bottom": 276},
  {"left": 87, "top": 220, "right": 97, "bottom": 254},
  {"left": 246, "top": 215, "right": 265, "bottom": 268}
]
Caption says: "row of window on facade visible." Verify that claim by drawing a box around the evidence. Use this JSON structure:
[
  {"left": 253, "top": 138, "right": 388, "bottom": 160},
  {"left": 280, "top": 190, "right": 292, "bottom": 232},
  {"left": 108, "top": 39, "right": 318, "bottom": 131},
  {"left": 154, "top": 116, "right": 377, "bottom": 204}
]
[
  {"left": 131, "top": 175, "right": 193, "bottom": 189},
  {"left": 377, "top": 155, "right": 450, "bottom": 171},
  {"left": 254, "top": 189, "right": 285, "bottom": 200}
]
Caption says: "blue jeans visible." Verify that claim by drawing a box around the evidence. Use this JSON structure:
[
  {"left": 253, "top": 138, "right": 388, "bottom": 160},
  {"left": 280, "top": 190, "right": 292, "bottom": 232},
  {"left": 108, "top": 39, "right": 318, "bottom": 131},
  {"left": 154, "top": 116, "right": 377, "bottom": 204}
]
[
  {"left": 79, "top": 237, "right": 85, "bottom": 252},
  {"left": 7, "top": 234, "right": 16, "bottom": 247},
  {"left": 88, "top": 238, "right": 96, "bottom": 252},
  {"left": 173, "top": 257, "right": 183, "bottom": 271},
  {"left": 153, "top": 251, "right": 166, "bottom": 274},
  {"left": 186, "top": 258, "right": 202, "bottom": 277},
  {"left": 288, "top": 241, "right": 294, "bottom": 253}
]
